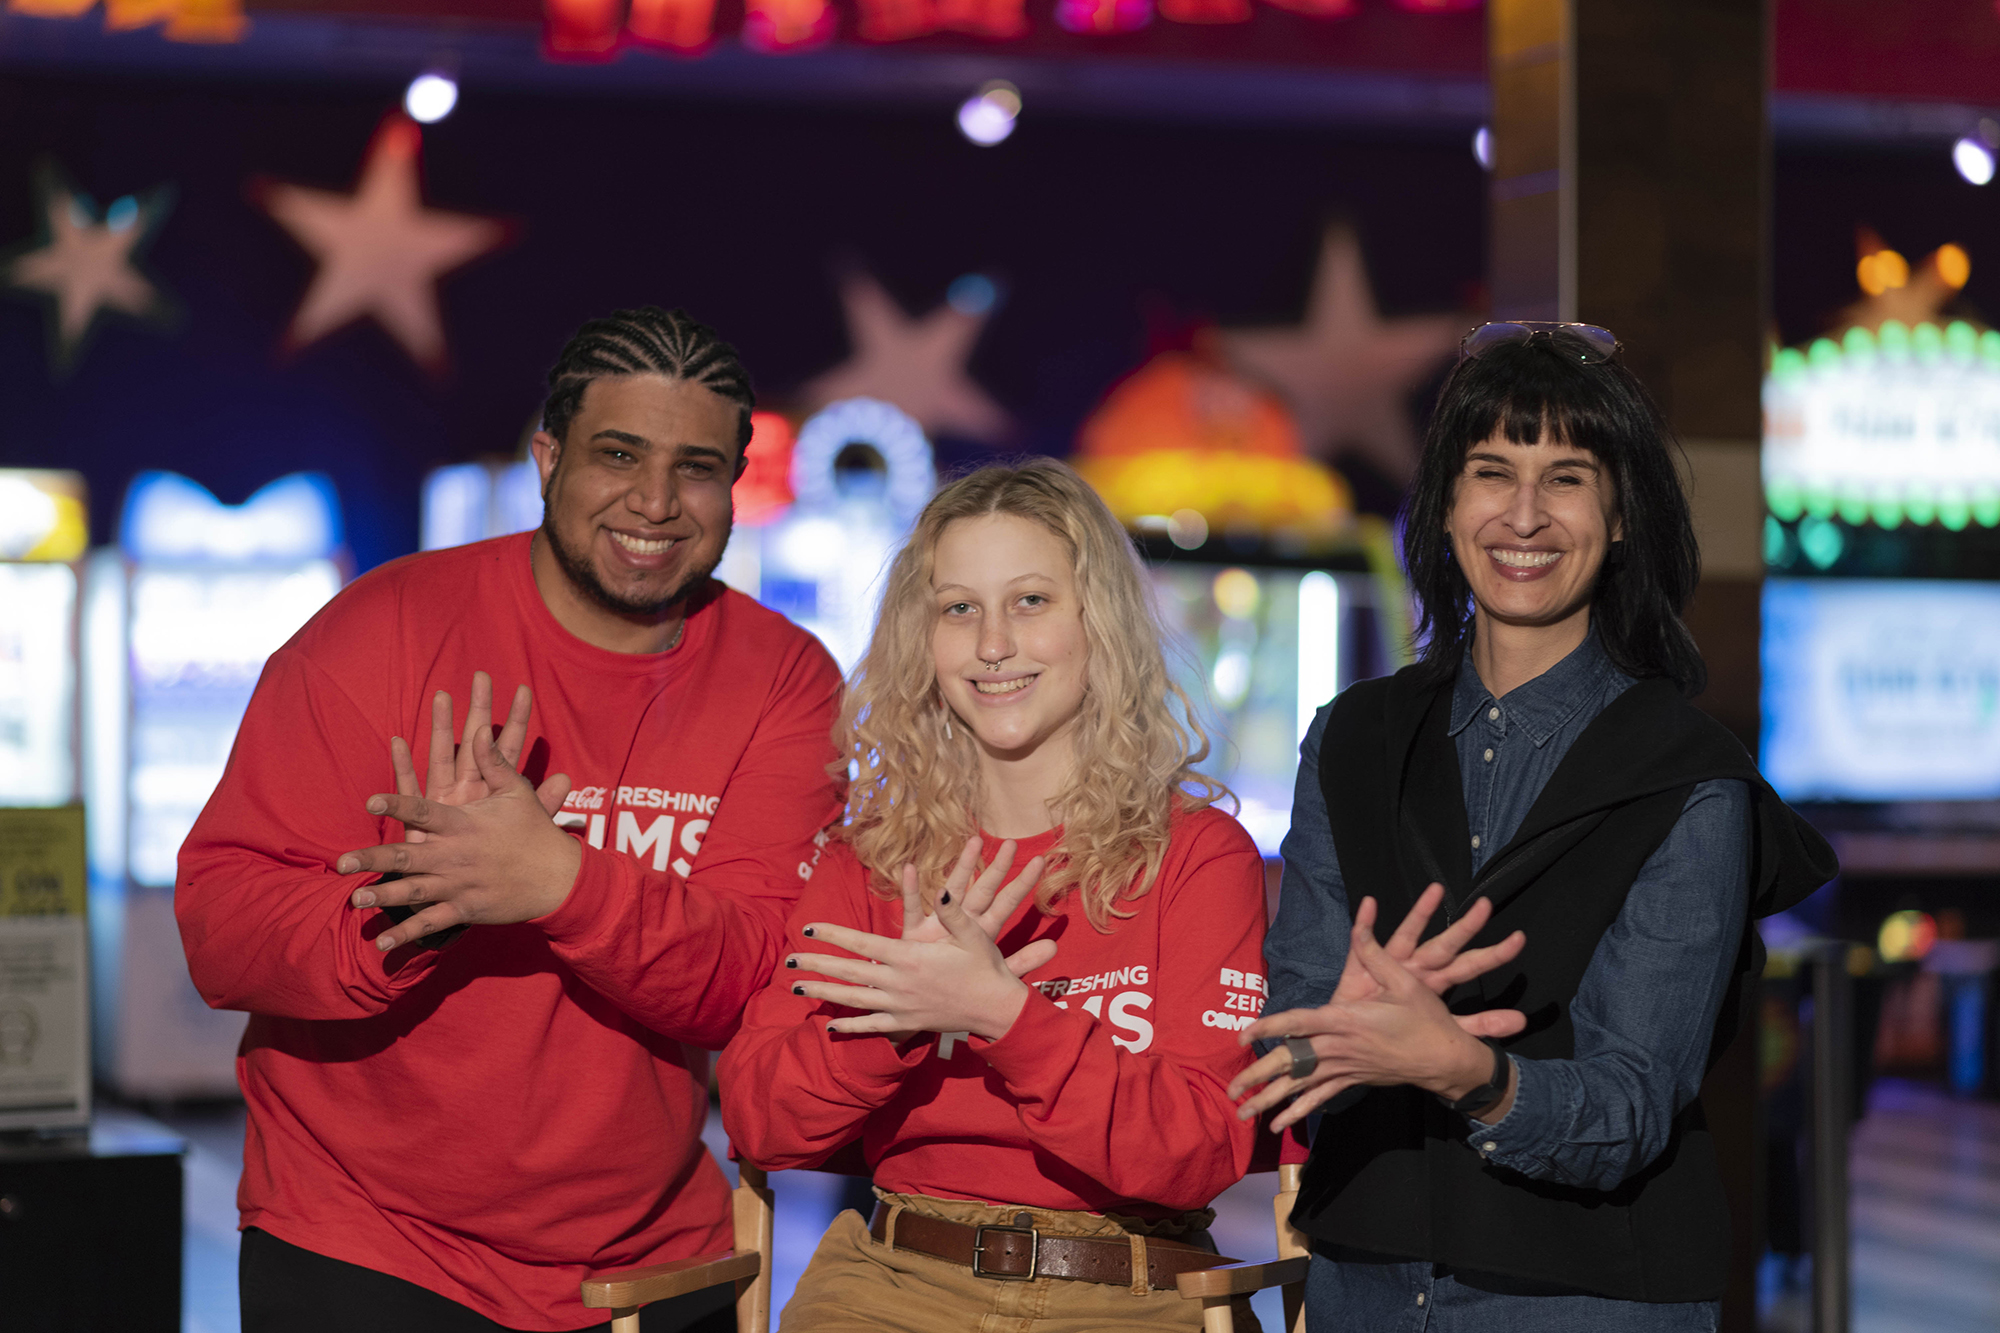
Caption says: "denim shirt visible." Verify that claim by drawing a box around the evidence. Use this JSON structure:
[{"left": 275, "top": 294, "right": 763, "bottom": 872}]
[{"left": 1266, "top": 632, "right": 1752, "bottom": 1191}]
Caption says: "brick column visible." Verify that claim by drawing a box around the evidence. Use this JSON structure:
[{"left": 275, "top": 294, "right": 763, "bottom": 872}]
[{"left": 1488, "top": 3, "right": 1769, "bottom": 1326}]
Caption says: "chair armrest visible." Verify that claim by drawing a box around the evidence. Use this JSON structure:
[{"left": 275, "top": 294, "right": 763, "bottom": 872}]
[
  {"left": 581, "top": 1251, "right": 762, "bottom": 1309},
  {"left": 1175, "top": 1256, "right": 1311, "bottom": 1299}
]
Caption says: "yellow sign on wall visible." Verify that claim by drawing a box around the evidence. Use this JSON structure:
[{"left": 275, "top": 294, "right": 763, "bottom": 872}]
[{"left": 0, "top": 806, "right": 90, "bottom": 1131}]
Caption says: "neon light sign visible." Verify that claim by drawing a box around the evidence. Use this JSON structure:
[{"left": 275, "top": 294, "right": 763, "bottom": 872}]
[{"left": 1763, "top": 320, "right": 2000, "bottom": 530}]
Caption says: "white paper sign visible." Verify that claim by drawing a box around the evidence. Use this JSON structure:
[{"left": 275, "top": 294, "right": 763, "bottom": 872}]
[{"left": 0, "top": 805, "right": 89, "bottom": 1131}]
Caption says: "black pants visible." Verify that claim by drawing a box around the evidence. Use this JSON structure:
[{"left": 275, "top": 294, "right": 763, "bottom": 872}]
[{"left": 240, "top": 1228, "right": 737, "bottom": 1333}]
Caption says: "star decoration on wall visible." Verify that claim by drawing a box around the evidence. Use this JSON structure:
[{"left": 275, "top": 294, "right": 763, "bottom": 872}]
[
  {"left": 257, "top": 115, "right": 507, "bottom": 373},
  {"left": 3, "top": 164, "right": 175, "bottom": 371},
  {"left": 1221, "top": 224, "right": 1464, "bottom": 485},
  {"left": 801, "top": 272, "right": 1010, "bottom": 442}
]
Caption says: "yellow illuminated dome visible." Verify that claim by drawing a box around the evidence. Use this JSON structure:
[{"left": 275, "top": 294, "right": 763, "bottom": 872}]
[{"left": 1072, "top": 351, "right": 1353, "bottom": 540}]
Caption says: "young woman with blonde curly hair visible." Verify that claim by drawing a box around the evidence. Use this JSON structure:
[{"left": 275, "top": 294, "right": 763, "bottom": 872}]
[{"left": 718, "top": 459, "right": 1273, "bottom": 1331}]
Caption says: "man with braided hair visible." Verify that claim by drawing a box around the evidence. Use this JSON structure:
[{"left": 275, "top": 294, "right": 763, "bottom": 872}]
[{"left": 178, "top": 308, "right": 844, "bottom": 1333}]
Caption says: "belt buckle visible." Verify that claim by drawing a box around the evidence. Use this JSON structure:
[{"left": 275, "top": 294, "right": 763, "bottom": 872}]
[{"left": 970, "top": 1223, "right": 1038, "bottom": 1280}]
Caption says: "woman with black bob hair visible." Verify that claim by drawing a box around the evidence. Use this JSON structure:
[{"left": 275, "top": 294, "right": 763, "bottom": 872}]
[
  {"left": 1231, "top": 324, "right": 1836, "bottom": 1331},
  {"left": 1402, "top": 325, "right": 1706, "bottom": 697}
]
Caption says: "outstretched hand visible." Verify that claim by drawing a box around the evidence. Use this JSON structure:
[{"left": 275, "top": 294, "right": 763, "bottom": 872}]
[
  {"left": 785, "top": 837, "right": 1058, "bottom": 1042},
  {"left": 339, "top": 713, "right": 578, "bottom": 952},
  {"left": 1229, "top": 886, "right": 1527, "bottom": 1131},
  {"left": 392, "top": 672, "right": 538, "bottom": 841}
]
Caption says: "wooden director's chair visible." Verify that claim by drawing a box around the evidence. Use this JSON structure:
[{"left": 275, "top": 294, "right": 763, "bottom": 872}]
[{"left": 580, "top": 1134, "right": 1309, "bottom": 1333}]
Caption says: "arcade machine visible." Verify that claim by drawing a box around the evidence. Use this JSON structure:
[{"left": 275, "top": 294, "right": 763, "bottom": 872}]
[
  {"left": 82, "top": 471, "right": 346, "bottom": 1100},
  {"left": 755, "top": 398, "right": 933, "bottom": 673},
  {"left": 0, "top": 470, "right": 87, "bottom": 810},
  {"left": 1070, "top": 350, "right": 1408, "bottom": 855},
  {"left": 0, "top": 470, "right": 186, "bottom": 1331},
  {"left": 421, "top": 453, "right": 544, "bottom": 553},
  {"left": 0, "top": 469, "right": 90, "bottom": 1133},
  {"left": 1756, "top": 251, "right": 2000, "bottom": 1310}
]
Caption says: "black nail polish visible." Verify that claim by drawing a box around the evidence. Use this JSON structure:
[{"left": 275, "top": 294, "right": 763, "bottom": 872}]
[
  {"left": 784, "top": 957, "right": 798, "bottom": 969},
  {"left": 791, "top": 984, "right": 805, "bottom": 996},
  {"left": 802, "top": 926, "right": 816, "bottom": 938},
  {"left": 940, "top": 892, "right": 951, "bottom": 905}
]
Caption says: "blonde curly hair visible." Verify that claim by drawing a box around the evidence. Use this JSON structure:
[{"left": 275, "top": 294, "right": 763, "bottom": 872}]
[{"left": 837, "top": 459, "right": 1228, "bottom": 932}]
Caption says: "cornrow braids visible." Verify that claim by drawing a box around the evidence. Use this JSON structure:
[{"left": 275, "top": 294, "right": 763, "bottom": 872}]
[{"left": 541, "top": 306, "right": 756, "bottom": 452}]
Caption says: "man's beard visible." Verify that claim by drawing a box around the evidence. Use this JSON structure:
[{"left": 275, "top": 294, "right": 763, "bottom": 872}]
[{"left": 541, "top": 515, "right": 729, "bottom": 618}]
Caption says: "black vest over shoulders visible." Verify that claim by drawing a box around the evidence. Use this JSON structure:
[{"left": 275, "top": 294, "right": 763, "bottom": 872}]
[{"left": 1293, "top": 665, "right": 1836, "bottom": 1303}]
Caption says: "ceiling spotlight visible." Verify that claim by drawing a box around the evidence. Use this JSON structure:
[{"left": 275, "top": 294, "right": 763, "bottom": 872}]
[
  {"left": 1472, "top": 125, "right": 1493, "bottom": 171},
  {"left": 1953, "top": 136, "right": 1995, "bottom": 186},
  {"left": 957, "top": 81, "right": 1021, "bottom": 148},
  {"left": 404, "top": 72, "right": 459, "bottom": 125}
]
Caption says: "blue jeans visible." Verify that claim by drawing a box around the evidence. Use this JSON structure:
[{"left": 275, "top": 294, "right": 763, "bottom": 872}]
[{"left": 1304, "top": 1247, "right": 1720, "bottom": 1333}]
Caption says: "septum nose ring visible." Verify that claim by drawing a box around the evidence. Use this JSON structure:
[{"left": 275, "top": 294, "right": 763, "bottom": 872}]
[{"left": 983, "top": 659, "right": 1003, "bottom": 672}]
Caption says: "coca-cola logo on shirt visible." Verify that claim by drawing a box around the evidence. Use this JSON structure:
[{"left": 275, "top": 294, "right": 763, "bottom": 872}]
[{"left": 554, "top": 784, "right": 719, "bottom": 878}]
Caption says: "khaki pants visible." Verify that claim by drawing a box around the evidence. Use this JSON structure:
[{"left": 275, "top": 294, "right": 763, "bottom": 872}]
[{"left": 779, "top": 1191, "right": 1261, "bottom": 1333}]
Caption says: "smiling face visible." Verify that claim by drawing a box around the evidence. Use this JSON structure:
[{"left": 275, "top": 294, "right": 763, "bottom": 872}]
[
  {"left": 1446, "top": 429, "right": 1622, "bottom": 640},
  {"left": 930, "top": 512, "right": 1090, "bottom": 765},
  {"left": 530, "top": 373, "right": 742, "bottom": 651}
]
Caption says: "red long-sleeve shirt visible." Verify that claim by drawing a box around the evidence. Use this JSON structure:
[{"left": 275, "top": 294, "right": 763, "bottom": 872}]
[
  {"left": 175, "top": 533, "right": 843, "bottom": 1330},
  {"left": 719, "top": 809, "right": 1269, "bottom": 1218}
]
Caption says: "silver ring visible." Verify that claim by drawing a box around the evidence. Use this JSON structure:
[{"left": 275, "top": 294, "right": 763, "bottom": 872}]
[{"left": 1283, "top": 1036, "right": 1318, "bottom": 1081}]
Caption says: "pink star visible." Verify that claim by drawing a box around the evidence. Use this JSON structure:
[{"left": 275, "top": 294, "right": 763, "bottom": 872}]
[
  {"left": 259, "top": 116, "right": 505, "bottom": 373},
  {"left": 6, "top": 172, "right": 169, "bottom": 367},
  {"left": 1222, "top": 224, "right": 1463, "bottom": 485},
  {"left": 802, "top": 273, "right": 1009, "bottom": 442}
]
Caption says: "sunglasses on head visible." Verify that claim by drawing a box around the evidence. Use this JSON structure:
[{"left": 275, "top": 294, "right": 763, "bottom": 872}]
[{"left": 1459, "top": 321, "right": 1621, "bottom": 364}]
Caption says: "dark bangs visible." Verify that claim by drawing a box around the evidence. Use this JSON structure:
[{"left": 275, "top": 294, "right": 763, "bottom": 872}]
[{"left": 1400, "top": 330, "right": 1707, "bottom": 695}]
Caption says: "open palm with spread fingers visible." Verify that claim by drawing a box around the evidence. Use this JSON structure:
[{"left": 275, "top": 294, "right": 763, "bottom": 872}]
[
  {"left": 338, "top": 696, "right": 577, "bottom": 952},
  {"left": 392, "top": 672, "right": 539, "bottom": 842},
  {"left": 786, "top": 837, "right": 1058, "bottom": 1042},
  {"left": 1229, "top": 885, "right": 1528, "bottom": 1130}
]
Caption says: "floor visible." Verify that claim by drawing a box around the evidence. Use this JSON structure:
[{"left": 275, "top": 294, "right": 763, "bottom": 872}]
[
  {"left": 160, "top": 1079, "right": 2000, "bottom": 1333},
  {"left": 1846, "top": 1079, "right": 2000, "bottom": 1333}
]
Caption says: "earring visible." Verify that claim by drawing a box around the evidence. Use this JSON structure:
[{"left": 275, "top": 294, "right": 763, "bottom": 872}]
[{"left": 942, "top": 711, "right": 953, "bottom": 741}]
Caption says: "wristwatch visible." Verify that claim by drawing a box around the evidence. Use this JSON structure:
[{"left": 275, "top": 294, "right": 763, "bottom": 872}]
[{"left": 1439, "top": 1039, "right": 1511, "bottom": 1117}]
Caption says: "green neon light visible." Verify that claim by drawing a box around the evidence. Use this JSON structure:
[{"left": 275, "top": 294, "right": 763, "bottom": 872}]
[
  {"left": 1765, "top": 320, "right": 2000, "bottom": 531},
  {"left": 1798, "top": 515, "right": 1844, "bottom": 569},
  {"left": 1763, "top": 515, "right": 1789, "bottom": 567},
  {"left": 1773, "top": 321, "right": 1993, "bottom": 373},
  {"left": 1913, "top": 321, "right": 1944, "bottom": 364}
]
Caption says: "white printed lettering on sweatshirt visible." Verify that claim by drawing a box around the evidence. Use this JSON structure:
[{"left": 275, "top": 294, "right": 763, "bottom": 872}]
[{"left": 554, "top": 786, "right": 717, "bottom": 876}]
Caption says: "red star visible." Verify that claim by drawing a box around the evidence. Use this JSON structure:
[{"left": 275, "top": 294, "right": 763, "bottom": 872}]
[
  {"left": 4, "top": 165, "right": 172, "bottom": 369},
  {"left": 258, "top": 116, "right": 506, "bottom": 373},
  {"left": 801, "top": 273, "right": 1009, "bottom": 442},
  {"left": 1222, "top": 224, "right": 1463, "bottom": 485}
]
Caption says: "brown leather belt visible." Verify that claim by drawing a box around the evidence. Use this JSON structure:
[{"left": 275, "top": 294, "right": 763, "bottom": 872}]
[{"left": 867, "top": 1202, "right": 1234, "bottom": 1289}]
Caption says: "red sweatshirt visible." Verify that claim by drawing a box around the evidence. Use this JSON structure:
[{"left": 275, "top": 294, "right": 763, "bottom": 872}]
[
  {"left": 719, "top": 808, "right": 1269, "bottom": 1218},
  {"left": 176, "top": 533, "right": 843, "bottom": 1330}
]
